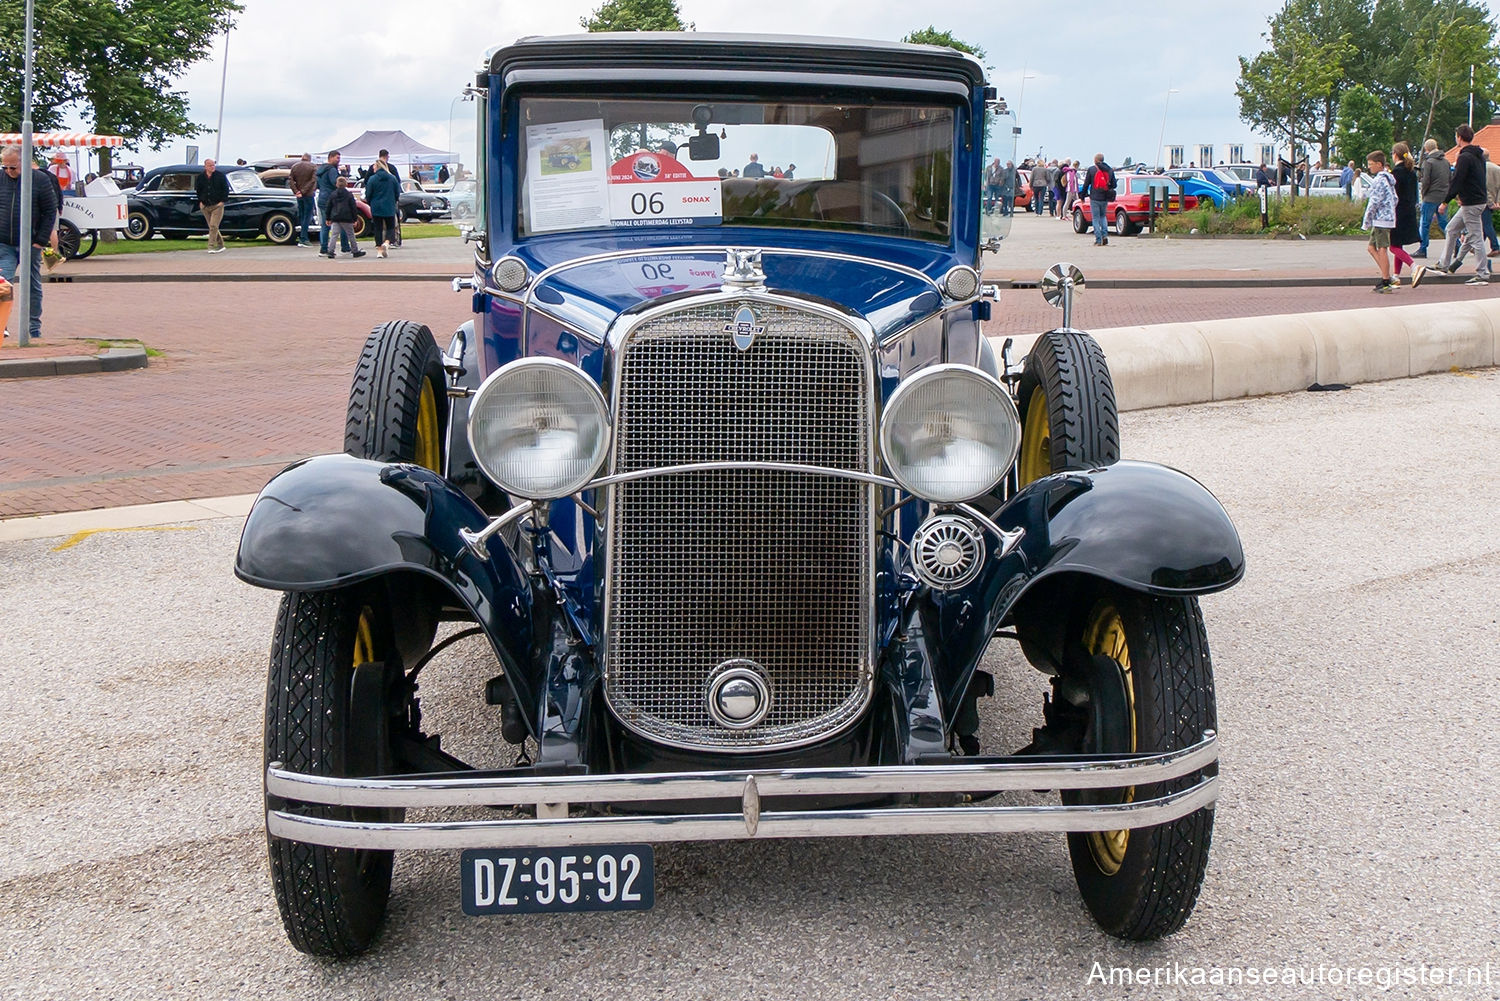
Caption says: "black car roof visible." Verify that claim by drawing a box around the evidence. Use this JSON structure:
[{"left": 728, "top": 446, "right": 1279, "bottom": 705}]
[
  {"left": 143, "top": 164, "right": 254, "bottom": 176},
  {"left": 485, "top": 33, "right": 986, "bottom": 90}
]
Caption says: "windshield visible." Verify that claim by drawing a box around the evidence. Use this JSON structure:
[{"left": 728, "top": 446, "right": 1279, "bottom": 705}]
[
  {"left": 228, "top": 171, "right": 266, "bottom": 193},
  {"left": 517, "top": 96, "right": 956, "bottom": 242},
  {"left": 1128, "top": 177, "right": 1181, "bottom": 194},
  {"left": 1211, "top": 169, "right": 1242, "bottom": 186}
]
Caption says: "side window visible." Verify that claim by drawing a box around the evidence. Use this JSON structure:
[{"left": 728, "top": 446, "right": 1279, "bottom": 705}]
[{"left": 161, "top": 173, "right": 195, "bottom": 192}]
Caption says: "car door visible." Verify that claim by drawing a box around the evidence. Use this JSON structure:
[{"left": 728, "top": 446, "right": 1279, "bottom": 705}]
[{"left": 154, "top": 171, "right": 200, "bottom": 230}]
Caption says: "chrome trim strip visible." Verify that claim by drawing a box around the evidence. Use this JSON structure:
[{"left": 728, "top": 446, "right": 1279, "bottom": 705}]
[
  {"left": 268, "top": 777, "right": 1218, "bottom": 850},
  {"left": 602, "top": 291, "right": 880, "bottom": 752},
  {"left": 459, "top": 502, "right": 534, "bottom": 560},
  {"left": 269, "top": 733, "right": 1216, "bottom": 808},
  {"left": 590, "top": 460, "right": 897, "bottom": 491}
]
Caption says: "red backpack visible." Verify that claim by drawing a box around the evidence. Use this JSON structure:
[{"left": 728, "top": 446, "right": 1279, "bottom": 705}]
[{"left": 1092, "top": 165, "right": 1114, "bottom": 198}]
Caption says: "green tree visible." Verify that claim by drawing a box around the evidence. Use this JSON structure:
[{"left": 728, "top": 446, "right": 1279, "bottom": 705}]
[
  {"left": 1236, "top": 21, "right": 1353, "bottom": 198},
  {"left": 1411, "top": 3, "right": 1499, "bottom": 140},
  {"left": 0, "top": 0, "right": 240, "bottom": 169},
  {"left": 1268, "top": 0, "right": 1371, "bottom": 163},
  {"left": 581, "top": 0, "right": 691, "bottom": 31},
  {"left": 901, "top": 27, "right": 986, "bottom": 62},
  {"left": 1332, "top": 84, "right": 1395, "bottom": 162},
  {"left": 1358, "top": 0, "right": 1497, "bottom": 143}
]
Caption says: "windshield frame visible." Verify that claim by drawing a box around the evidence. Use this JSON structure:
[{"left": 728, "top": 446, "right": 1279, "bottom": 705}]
[{"left": 508, "top": 88, "right": 964, "bottom": 246}]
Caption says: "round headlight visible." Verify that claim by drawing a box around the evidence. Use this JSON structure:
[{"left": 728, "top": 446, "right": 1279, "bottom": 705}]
[
  {"left": 879, "top": 365, "right": 1021, "bottom": 503},
  {"left": 468, "top": 359, "right": 610, "bottom": 500}
]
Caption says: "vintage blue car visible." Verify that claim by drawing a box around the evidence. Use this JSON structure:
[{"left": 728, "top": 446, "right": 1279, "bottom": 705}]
[{"left": 236, "top": 33, "right": 1243, "bottom": 957}]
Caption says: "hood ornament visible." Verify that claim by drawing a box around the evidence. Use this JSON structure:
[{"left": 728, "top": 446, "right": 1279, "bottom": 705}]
[{"left": 721, "top": 248, "right": 766, "bottom": 291}]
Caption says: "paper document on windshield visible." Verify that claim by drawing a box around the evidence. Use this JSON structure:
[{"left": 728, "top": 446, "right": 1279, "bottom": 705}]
[{"left": 525, "top": 120, "right": 609, "bottom": 233}]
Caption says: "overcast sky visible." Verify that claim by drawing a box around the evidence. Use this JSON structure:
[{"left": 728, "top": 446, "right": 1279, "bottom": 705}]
[{"left": 54, "top": 0, "right": 1500, "bottom": 170}]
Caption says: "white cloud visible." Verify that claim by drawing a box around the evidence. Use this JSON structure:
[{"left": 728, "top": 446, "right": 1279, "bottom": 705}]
[{"left": 56, "top": 0, "right": 1457, "bottom": 170}]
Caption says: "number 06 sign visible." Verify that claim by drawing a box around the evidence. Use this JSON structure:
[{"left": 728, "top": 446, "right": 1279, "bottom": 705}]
[{"left": 608, "top": 152, "right": 722, "bottom": 227}]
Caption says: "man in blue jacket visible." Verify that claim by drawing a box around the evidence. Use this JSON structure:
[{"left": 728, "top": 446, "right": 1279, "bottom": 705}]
[
  {"left": 1, "top": 144, "right": 59, "bottom": 340},
  {"left": 316, "top": 151, "right": 352, "bottom": 255}
]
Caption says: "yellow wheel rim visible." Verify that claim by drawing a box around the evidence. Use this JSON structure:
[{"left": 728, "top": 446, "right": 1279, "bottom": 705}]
[
  {"left": 353, "top": 608, "right": 377, "bottom": 667},
  {"left": 1018, "top": 388, "right": 1052, "bottom": 485},
  {"left": 1083, "top": 603, "right": 1135, "bottom": 876},
  {"left": 415, "top": 379, "right": 442, "bottom": 473}
]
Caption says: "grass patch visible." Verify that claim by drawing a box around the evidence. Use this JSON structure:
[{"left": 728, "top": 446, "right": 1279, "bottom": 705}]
[
  {"left": 82, "top": 337, "right": 161, "bottom": 356},
  {"left": 397, "top": 223, "right": 460, "bottom": 240},
  {"left": 1155, "top": 194, "right": 1368, "bottom": 236}
]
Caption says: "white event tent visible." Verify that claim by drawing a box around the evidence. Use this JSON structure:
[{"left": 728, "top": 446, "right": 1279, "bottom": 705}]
[{"left": 329, "top": 130, "right": 455, "bottom": 169}]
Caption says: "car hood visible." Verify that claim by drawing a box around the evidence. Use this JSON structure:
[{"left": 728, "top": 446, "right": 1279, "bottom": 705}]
[{"left": 515, "top": 243, "right": 952, "bottom": 342}]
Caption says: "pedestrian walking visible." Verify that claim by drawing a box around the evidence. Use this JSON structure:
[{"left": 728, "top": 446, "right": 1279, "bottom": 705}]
[
  {"left": 1061, "top": 160, "right": 1080, "bottom": 217},
  {"left": 1082, "top": 153, "right": 1115, "bottom": 246},
  {"left": 1389, "top": 143, "right": 1419, "bottom": 286},
  {"left": 999, "top": 160, "right": 1016, "bottom": 216},
  {"left": 1049, "top": 160, "right": 1063, "bottom": 217},
  {"left": 1361, "top": 150, "right": 1397, "bottom": 293},
  {"left": 1340, "top": 160, "right": 1355, "bottom": 199},
  {"left": 1030, "top": 164, "right": 1047, "bottom": 216},
  {"left": 195, "top": 158, "right": 230, "bottom": 253},
  {"left": 363, "top": 158, "right": 399, "bottom": 259},
  {"left": 1423, "top": 125, "right": 1490, "bottom": 286},
  {"left": 1415, "top": 138, "right": 1449, "bottom": 258},
  {"left": 323, "top": 176, "right": 366, "bottom": 260},
  {"left": 317, "top": 151, "right": 352, "bottom": 256},
  {"left": 0, "top": 144, "right": 58, "bottom": 339},
  {"left": 288, "top": 154, "right": 317, "bottom": 246},
  {"left": 984, "top": 157, "right": 1002, "bottom": 213},
  {"left": 1482, "top": 149, "right": 1500, "bottom": 256}
]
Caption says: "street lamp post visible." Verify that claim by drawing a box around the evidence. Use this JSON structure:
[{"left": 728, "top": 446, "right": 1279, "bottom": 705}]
[
  {"left": 213, "top": 29, "right": 230, "bottom": 163},
  {"left": 1155, "top": 85, "right": 1180, "bottom": 170}
]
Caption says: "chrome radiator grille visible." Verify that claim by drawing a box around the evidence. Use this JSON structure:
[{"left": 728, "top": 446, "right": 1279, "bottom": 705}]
[{"left": 605, "top": 300, "right": 873, "bottom": 750}]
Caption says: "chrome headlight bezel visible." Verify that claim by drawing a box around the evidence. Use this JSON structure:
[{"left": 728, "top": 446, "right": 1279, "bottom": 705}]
[
  {"left": 466, "top": 357, "right": 611, "bottom": 501},
  {"left": 878, "top": 364, "right": 1021, "bottom": 504}
]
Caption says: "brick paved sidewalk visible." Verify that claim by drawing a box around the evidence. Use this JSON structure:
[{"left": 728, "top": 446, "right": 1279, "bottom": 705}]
[{"left": 2, "top": 234, "right": 1495, "bottom": 519}]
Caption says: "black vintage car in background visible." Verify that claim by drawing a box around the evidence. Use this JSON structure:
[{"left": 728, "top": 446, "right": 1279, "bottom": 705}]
[{"left": 123, "top": 164, "right": 298, "bottom": 244}]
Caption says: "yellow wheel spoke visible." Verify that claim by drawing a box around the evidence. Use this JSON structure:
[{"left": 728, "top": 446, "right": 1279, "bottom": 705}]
[
  {"left": 1083, "top": 602, "right": 1136, "bottom": 876},
  {"left": 416, "top": 380, "right": 442, "bottom": 473},
  {"left": 1019, "top": 389, "right": 1052, "bottom": 485}
]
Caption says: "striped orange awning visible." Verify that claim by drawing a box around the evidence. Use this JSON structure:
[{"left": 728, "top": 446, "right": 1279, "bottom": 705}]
[{"left": 0, "top": 132, "right": 125, "bottom": 148}]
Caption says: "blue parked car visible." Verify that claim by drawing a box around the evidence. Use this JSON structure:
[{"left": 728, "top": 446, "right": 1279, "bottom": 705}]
[
  {"left": 1168, "top": 166, "right": 1256, "bottom": 203},
  {"left": 236, "top": 32, "right": 1244, "bottom": 957}
]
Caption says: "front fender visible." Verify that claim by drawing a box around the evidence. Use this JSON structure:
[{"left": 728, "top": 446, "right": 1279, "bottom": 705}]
[
  {"left": 234, "top": 453, "right": 540, "bottom": 722},
  {"left": 927, "top": 460, "right": 1242, "bottom": 714}
]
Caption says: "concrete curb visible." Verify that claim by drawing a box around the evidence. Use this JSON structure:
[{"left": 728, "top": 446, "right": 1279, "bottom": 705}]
[
  {"left": 0, "top": 344, "right": 148, "bottom": 380},
  {"left": 0, "top": 493, "right": 257, "bottom": 543},
  {"left": 991, "top": 298, "right": 1500, "bottom": 411}
]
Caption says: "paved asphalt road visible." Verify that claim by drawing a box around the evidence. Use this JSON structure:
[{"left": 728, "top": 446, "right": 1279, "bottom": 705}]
[{"left": 3, "top": 368, "right": 1496, "bottom": 1000}]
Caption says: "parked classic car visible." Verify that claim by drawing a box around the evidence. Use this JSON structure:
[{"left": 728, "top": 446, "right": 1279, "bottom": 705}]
[
  {"left": 237, "top": 33, "right": 1243, "bottom": 957},
  {"left": 1071, "top": 173, "right": 1203, "bottom": 235},
  {"left": 397, "top": 178, "right": 450, "bottom": 221},
  {"left": 258, "top": 167, "right": 374, "bottom": 239},
  {"left": 447, "top": 177, "right": 476, "bottom": 221},
  {"left": 124, "top": 165, "right": 298, "bottom": 243},
  {"left": 1166, "top": 166, "right": 1254, "bottom": 199}
]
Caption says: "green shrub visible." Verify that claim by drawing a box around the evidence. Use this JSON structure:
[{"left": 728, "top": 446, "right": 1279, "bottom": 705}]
[{"left": 1154, "top": 193, "right": 1366, "bottom": 236}]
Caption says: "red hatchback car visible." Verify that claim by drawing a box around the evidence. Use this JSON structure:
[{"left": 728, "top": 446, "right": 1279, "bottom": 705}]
[{"left": 1071, "top": 173, "right": 1200, "bottom": 236}]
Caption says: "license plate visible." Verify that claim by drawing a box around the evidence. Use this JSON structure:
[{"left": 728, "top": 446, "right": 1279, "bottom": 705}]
[{"left": 461, "top": 845, "right": 654, "bottom": 915}]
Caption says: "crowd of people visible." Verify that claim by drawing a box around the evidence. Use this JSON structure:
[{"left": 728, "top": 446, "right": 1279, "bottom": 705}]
[
  {"left": 1362, "top": 124, "right": 1498, "bottom": 292},
  {"left": 985, "top": 154, "right": 1119, "bottom": 244}
]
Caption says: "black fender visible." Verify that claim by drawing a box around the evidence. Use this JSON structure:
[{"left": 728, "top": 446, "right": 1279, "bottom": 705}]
[
  {"left": 927, "top": 459, "right": 1243, "bottom": 714},
  {"left": 234, "top": 453, "right": 541, "bottom": 727},
  {"left": 1002, "top": 459, "right": 1244, "bottom": 599}
]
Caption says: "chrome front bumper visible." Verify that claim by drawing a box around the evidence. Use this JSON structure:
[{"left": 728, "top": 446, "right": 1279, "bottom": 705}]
[{"left": 267, "top": 732, "right": 1218, "bottom": 851}]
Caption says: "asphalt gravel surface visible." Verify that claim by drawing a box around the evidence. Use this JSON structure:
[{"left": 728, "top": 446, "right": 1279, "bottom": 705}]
[{"left": 3, "top": 368, "right": 1497, "bottom": 1000}]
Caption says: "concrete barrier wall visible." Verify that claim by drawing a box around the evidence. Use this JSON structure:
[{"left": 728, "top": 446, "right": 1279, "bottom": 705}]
[{"left": 989, "top": 299, "right": 1500, "bottom": 412}]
